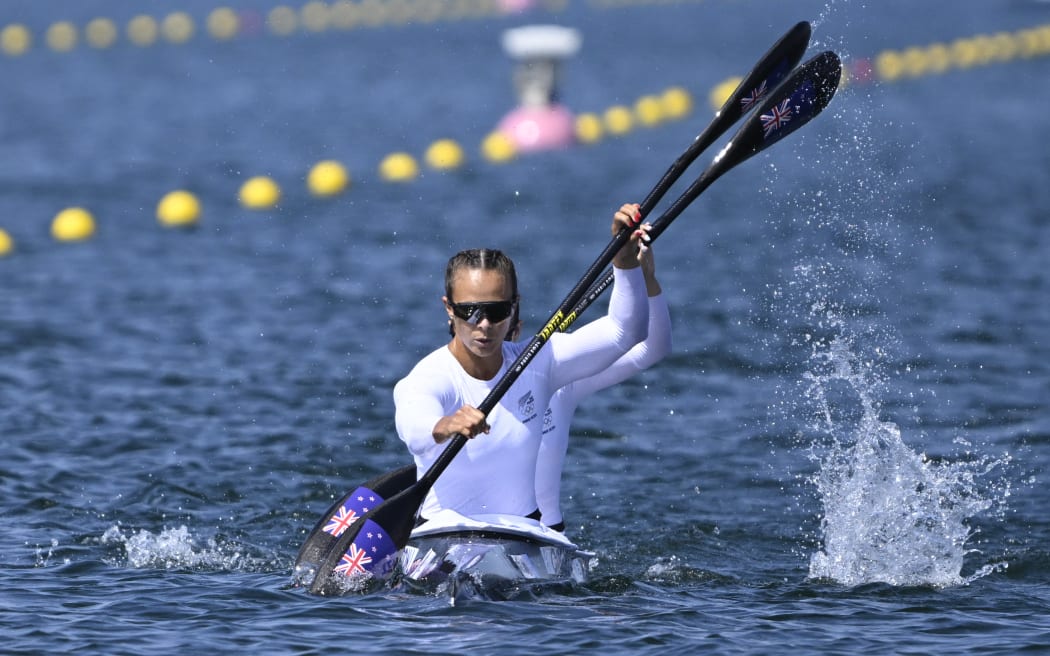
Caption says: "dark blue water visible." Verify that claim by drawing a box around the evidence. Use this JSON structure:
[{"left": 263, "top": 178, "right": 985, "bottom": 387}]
[{"left": 3, "top": 1, "right": 1050, "bottom": 653}]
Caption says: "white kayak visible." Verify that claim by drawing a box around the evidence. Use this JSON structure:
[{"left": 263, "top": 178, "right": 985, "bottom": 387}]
[{"left": 396, "top": 509, "right": 594, "bottom": 600}]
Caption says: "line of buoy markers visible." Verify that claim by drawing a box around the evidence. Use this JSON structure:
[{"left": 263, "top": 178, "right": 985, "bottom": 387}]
[
  {"left": 0, "top": 85, "right": 693, "bottom": 253},
  {"left": 2, "top": 23, "right": 1049, "bottom": 257},
  {"left": 0, "top": 1, "right": 530, "bottom": 56}
]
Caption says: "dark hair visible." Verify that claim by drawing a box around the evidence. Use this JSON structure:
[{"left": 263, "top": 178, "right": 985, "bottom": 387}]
[
  {"left": 444, "top": 248, "right": 518, "bottom": 301},
  {"left": 445, "top": 249, "right": 519, "bottom": 338}
]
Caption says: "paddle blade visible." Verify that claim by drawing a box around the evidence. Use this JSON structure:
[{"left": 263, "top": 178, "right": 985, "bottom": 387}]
[
  {"left": 308, "top": 483, "right": 426, "bottom": 596},
  {"left": 711, "top": 50, "right": 842, "bottom": 177},
  {"left": 292, "top": 464, "right": 416, "bottom": 585},
  {"left": 639, "top": 21, "right": 812, "bottom": 219},
  {"left": 646, "top": 51, "right": 842, "bottom": 242},
  {"left": 705, "top": 21, "right": 812, "bottom": 141}
]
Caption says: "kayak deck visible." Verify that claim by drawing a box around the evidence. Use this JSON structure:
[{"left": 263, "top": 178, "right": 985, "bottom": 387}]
[{"left": 396, "top": 511, "right": 594, "bottom": 600}]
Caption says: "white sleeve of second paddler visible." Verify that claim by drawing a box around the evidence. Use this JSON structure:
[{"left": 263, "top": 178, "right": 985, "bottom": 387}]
[
  {"left": 570, "top": 293, "right": 672, "bottom": 399},
  {"left": 548, "top": 265, "right": 648, "bottom": 391}
]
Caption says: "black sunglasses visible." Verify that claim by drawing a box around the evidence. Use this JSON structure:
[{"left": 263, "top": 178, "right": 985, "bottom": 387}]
[{"left": 449, "top": 299, "right": 517, "bottom": 324}]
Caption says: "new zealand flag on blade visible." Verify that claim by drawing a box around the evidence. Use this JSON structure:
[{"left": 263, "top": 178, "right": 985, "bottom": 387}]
[{"left": 335, "top": 519, "right": 398, "bottom": 579}]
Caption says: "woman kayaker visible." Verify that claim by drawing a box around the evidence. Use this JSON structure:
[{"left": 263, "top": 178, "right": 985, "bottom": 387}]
[{"left": 393, "top": 203, "right": 650, "bottom": 524}]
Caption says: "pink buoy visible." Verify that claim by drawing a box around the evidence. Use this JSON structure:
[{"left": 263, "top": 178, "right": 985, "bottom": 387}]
[
  {"left": 495, "top": 25, "right": 582, "bottom": 154},
  {"left": 497, "top": 103, "right": 576, "bottom": 152}
]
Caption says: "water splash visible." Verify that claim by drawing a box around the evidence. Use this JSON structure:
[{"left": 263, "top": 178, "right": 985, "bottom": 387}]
[
  {"left": 802, "top": 329, "right": 1009, "bottom": 587},
  {"left": 99, "top": 524, "right": 274, "bottom": 572},
  {"left": 34, "top": 539, "right": 68, "bottom": 568}
]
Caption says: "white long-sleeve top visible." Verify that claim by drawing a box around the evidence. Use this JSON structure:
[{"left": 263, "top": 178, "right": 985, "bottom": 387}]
[
  {"left": 535, "top": 293, "right": 672, "bottom": 527},
  {"left": 394, "top": 266, "right": 648, "bottom": 520}
]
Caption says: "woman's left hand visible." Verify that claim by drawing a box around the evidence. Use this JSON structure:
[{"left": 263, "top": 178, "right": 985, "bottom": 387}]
[{"left": 611, "top": 203, "right": 650, "bottom": 269}]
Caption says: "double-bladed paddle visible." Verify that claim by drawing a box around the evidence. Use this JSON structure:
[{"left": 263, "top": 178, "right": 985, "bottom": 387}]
[
  {"left": 307, "top": 48, "right": 843, "bottom": 596},
  {"left": 293, "top": 21, "right": 812, "bottom": 586}
]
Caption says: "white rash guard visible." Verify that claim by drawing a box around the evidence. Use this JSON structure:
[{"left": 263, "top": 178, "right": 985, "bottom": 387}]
[
  {"left": 535, "top": 293, "right": 672, "bottom": 528},
  {"left": 394, "top": 266, "right": 648, "bottom": 520}
]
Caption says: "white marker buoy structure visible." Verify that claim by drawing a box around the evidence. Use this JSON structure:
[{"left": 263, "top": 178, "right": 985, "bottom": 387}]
[{"left": 496, "top": 25, "right": 581, "bottom": 153}]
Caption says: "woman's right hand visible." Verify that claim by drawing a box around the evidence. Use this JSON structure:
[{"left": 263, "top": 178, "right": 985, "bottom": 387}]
[{"left": 432, "top": 405, "right": 489, "bottom": 443}]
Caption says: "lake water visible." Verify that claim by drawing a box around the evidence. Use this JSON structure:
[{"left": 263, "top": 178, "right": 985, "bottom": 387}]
[{"left": 3, "top": 0, "right": 1049, "bottom": 653}]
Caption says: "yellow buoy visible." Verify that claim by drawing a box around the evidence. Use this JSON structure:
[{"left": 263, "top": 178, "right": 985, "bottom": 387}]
[
  {"left": 307, "top": 160, "right": 350, "bottom": 197},
  {"left": 330, "top": 0, "right": 362, "bottom": 29},
  {"left": 269, "top": 6, "right": 299, "bottom": 36},
  {"left": 1017, "top": 28, "right": 1041, "bottom": 58},
  {"left": 0, "top": 228, "right": 13, "bottom": 256},
  {"left": 127, "top": 15, "right": 159, "bottom": 47},
  {"left": 990, "top": 31, "right": 1018, "bottom": 62},
  {"left": 902, "top": 46, "right": 929, "bottom": 78},
  {"left": 207, "top": 8, "right": 240, "bottom": 40},
  {"left": 603, "top": 105, "right": 634, "bottom": 136},
  {"left": 971, "top": 35, "right": 996, "bottom": 65},
  {"left": 157, "top": 190, "right": 202, "bottom": 227},
  {"left": 634, "top": 95, "right": 664, "bottom": 127},
  {"left": 85, "top": 18, "right": 118, "bottom": 49},
  {"left": 708, "top": 77, "right": 740, "bottom": 112},
  {"left": 425, "top": 139, "right": 465, "bottom": 171},
  {"left": 240, "top": 176, "right": 281, "bottom": 209},
  {"left": 1, "top": 24, "right": 32, "bottom": 56},
  {"left": 51, "top": 207, "right": 96, "bottom": 242},
  {"left": 301, "top": 1, "right": 331, "bottom": 32},
  {"left": 950, "top": 39, "right": 979, "bottom": 69},
  {"left": 162, "top": 12, "right": 196, "bottom": 44},
  {"left": 574, "top": 113, "right": 604, "bottom": 144},
  {"left": 875, "top": 50, "right": 905, "bottom": 81},
  {"left": 379, "top": 152, "right": 419, "bottom": 182},
  {"left": 480, "top": 131, "right": 516, "bottom": 164},
  {"left": 925, "top": 43, "right": 951, "bottom": 74},
  {"left": 1039, "top": 25, "right": 1050, "bottom": 55},
  {"left": 46, "top": 21, "right": 78, "bottom": 52},
  {"left": 661, "top": 86, "right": 693, "bottom": 120}
]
